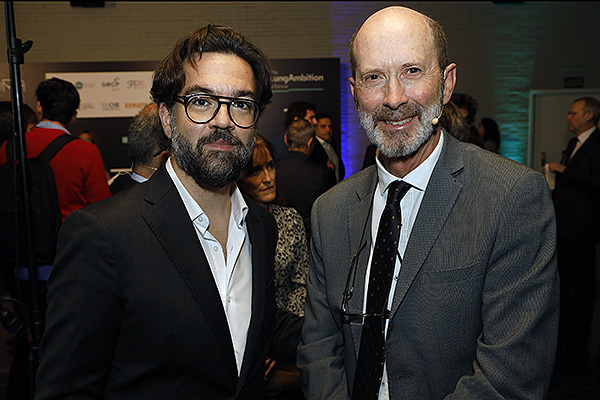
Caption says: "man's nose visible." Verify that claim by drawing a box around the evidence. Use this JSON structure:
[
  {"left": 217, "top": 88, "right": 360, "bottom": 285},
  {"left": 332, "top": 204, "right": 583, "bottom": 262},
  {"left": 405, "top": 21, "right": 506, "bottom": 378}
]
[
  {"left": 210, "top": 102, "right": 235, "bottom": 128},
  {"left": 383, "top": 77, "right": 408, "bottom": 109}
]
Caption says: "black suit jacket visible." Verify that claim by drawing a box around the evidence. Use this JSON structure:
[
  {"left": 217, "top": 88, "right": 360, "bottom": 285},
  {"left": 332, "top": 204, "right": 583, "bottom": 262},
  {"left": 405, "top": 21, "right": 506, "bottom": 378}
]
[
  {"left": 35, "top": 166, "right": 278, "bottom": 400},
  {"left": 309, "top": 138, "right": 345, "bottom": 181},
  {"left": 553, "top": 128, "right": 600, "bottom": 243},
  {"left": 275, "top": 150, "right": 336, "bottom": 237},
  {"left": 109, "top": 173, "right": 138, "bottom": 195}
]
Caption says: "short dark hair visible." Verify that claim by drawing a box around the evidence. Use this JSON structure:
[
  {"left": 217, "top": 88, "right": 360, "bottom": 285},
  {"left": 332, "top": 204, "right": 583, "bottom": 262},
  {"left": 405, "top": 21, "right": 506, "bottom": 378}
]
[
  {"left": 23, "top": 103, "right": 37, "bottom": 129},
  {"left": 574, "top": 96, "right": 600, "bottom": 125},
  {"left": 315, "top": 112, "right": 332, "bottom": 122},
  {"left": 480, "top": 117, "right": 501, "bottom": 146},
  {"left": 151, "top": 24, "right": 272, "bottom": 116},
  {"left": 0, "top": 101, "right": 37, "bottom": 145},
  {"left": 284, "top": 101, "right": 316, "bottom": 129},
  {"left": 451, "top": 93, "right": 478, "bottom": 124},
  {"left": 35, "top": 78, "right": 80, "bottom": 126},
  {"left": 127, "top": 103, "right": 168, "bottom": 166}
]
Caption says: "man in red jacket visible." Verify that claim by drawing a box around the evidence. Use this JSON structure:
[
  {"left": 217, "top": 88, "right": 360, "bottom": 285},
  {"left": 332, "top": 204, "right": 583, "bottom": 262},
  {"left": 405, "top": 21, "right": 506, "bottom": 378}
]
[{"left": 0, "top": 78, "right": 110, "bottom": 220}]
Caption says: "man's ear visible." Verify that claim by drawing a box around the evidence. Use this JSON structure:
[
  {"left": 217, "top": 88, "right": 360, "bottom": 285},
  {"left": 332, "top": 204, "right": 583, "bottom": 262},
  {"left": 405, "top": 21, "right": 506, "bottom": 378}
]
[
  {"left": 283, "top": 134, "right": 288, "bottom": 147},
  {"left": 36, "top": 101, "right": 43, "bottom": 120},
  {"left": 158, "top": 103, "right": 173, "bottom": 139},
  {"left": 442, "top": 63, "right": 457, "bottom": 105},
  {"left": 349, "top": 77, "right": 356, "bottom": 103}
]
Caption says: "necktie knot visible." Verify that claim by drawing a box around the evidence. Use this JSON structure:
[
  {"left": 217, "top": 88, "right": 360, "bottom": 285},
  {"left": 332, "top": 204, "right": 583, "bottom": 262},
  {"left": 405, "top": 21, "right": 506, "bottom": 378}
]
[{"left": 386, "top": 180, "right": 411, "bottom": 206}]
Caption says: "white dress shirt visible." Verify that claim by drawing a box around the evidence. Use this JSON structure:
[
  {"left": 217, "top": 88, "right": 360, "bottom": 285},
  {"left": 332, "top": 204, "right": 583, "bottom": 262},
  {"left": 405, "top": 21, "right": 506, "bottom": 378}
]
[
  {"left": 36, "top": 120, "right": 72, "bottom": 135},
  {"left": 131, "top": 171, "right": 148, "bottom": 183},
  {"left": 364, "top": 132, "right": 444, "bottom": 399},
  {"left": 166, "top": 157, "right": 252, "bottom": 375}
]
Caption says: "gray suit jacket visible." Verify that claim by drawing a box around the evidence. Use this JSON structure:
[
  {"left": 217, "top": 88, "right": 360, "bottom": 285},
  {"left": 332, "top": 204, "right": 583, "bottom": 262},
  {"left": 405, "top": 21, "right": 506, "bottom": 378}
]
[{"left": 298, "top": 134, "right": 559, "bottom": 399}]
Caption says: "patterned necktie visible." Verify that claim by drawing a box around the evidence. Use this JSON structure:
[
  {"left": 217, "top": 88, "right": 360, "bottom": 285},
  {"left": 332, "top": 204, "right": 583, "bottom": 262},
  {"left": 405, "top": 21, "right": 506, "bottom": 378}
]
[{"left": 352, "top": 180, "right": 411, "bottom": 400}]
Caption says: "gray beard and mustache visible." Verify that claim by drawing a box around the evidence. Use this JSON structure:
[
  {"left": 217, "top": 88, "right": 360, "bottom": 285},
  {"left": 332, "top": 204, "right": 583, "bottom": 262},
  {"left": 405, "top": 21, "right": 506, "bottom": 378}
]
[
  {"left": 357, "top": 91, "right": 443, "bottom": 159},
  {"left": 170, "top": 124, "right": 255, "bottom": 190}
]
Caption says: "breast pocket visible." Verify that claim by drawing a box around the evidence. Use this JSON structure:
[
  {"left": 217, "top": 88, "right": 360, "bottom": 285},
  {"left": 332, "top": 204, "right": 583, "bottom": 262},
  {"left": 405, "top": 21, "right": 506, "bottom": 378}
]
[{"left": 419, "top": 262, "right": 486, "bottom": 286}]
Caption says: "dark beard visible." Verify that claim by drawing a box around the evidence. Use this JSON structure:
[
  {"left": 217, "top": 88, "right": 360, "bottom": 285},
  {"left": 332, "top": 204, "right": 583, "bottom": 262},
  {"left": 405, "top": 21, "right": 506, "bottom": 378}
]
[{"left": 171, "top": 125, "right": 255, "bottom": 190}]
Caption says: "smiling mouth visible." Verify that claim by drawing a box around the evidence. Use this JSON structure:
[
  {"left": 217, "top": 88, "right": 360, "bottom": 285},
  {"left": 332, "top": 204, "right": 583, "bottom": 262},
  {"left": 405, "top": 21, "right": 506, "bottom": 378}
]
[{"left": 383, "top": 116, "right": 413, "bottom": 127}]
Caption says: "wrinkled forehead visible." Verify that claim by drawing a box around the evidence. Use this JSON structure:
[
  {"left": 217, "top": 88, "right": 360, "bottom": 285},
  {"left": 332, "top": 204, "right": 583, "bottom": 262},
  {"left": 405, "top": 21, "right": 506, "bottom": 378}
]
[{"left": 353, "top": 8, "right": 436, "bottom": 69}]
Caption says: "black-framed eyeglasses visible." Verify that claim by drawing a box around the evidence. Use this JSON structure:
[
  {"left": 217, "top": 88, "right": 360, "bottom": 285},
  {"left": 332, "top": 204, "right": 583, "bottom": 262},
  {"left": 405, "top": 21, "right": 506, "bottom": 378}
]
[
  {"left": 175, "top": 94, "right": 260, "bottom": 129},
  {"left": 341, "top": 240, "right": 395, "bottom": 325}
]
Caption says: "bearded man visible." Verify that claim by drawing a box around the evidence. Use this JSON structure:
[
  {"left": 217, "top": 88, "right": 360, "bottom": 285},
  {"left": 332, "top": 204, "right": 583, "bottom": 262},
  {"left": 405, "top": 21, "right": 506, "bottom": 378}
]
[
  {"left": 297, "top": 6, "right": 559, "bottom": 399},
  {"left": 35, "top": 25, "right": 291, "bottom": 400}
]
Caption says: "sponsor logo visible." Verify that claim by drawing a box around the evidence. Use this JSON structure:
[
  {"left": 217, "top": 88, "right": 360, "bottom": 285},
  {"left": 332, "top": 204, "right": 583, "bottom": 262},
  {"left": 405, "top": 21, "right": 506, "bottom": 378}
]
[
  {"left": 272, "top": 73, "right": 325, "bottom": 85},
  {"left": 73, "top": 81, "right": 95, "bottom": 89},
  {"left": 101, "top": 77, "right": 120, "bottom": 88},
  {"left": 80, "top": 103, "right": 96, "bottom": 111},
  {"left": 126, "top": 80, "right": 146, "bottom": 89},
  {"left": 124, "top": 102, "right": 148, "bottom": 109},
  {"left": 102, "top": 102, "right": 120, "bottom": 110}
]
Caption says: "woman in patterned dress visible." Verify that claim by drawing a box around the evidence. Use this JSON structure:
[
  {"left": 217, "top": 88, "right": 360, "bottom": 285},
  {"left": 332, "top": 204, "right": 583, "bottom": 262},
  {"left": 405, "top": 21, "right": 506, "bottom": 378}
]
[{"left": 238, "top": 134, "right": 309, "bottom": 398}]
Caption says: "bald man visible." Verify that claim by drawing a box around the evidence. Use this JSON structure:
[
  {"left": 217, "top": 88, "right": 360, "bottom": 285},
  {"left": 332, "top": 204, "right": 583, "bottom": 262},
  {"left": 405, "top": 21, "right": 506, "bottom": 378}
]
[{"left": 297, "top": 6, "right": 559, "bottom": 399}]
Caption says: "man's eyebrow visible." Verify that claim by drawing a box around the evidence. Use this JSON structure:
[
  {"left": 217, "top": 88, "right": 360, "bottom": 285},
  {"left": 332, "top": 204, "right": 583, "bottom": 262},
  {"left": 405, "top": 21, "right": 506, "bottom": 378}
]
[
  {"left": 182, "top": 85, "right": 213, "bottom": 96},
  {"left": 182, "top": 85, "right": 256, "bottom": 99},
  {"left": 235, "top": 89, "right": 256, "bottom": 99}
]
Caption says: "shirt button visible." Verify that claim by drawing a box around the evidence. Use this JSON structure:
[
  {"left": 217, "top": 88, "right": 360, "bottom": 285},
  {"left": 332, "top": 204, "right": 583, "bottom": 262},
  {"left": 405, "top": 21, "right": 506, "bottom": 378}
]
[
  {"left": 226, "top": 296, "right": 231, "bottom": 303},
  {"left": 198, "top": 216, "right": 203, "bottom": 222},
  {"left": 213, "top": 246, "right": 219, "bottom": 252}
]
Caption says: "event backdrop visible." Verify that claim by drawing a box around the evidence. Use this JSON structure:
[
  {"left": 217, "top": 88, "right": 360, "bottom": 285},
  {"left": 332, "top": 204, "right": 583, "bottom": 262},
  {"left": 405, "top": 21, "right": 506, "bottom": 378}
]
[{"left": 0, "top": 58, "right": 340, "bottom": 172}]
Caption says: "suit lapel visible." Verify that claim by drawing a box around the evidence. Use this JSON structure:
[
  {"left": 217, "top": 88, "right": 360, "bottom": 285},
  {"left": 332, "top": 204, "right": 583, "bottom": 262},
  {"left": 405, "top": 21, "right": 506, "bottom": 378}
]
[
  {"left": 347, "top": 168, "right": 378, "bottom": 354},
  {"left": 141, "top": 167, "right": 238, "bottom": 374},
  {"left": 568, "top": 128, "right": 600, "bottom": 165},
  {"left": 391, "top": 135, "right": 464, "bottom": 317},
  {"left": 236, "top": 203, "right": 267, "bottom": 390}
]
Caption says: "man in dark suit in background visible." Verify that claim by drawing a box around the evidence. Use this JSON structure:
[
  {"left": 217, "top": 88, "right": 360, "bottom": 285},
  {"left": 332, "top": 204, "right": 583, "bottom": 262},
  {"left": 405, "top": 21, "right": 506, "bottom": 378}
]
[
  {"left": 310, "top": 112, "right": 345, "bottom": 182},
  {"left": 275, "top": 118, "right": 336, "bottom": 240},
  {"left": 298, "top": 6, "right": 559, "bottom": 399},
  {"left": 546, "top": 96, "right": 600, "bottom": 370},
  {"left": 35, "top": 25, "right": 291, "bottom": 400},
  {"left": 110, "top": 102, "right": 168, "bottom": 194},
  {"left": 272, "top": 101, "right": 317, "bottom": 160}
]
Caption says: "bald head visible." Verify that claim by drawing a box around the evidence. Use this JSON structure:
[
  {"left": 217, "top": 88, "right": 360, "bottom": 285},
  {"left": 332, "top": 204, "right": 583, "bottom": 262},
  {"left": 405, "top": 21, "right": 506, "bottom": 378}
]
[
  {"left": 349, "top": 6, "right": 449, "bottom": 79},
  {"left": 347, "top": 5, "right": 457, "bottom": 169}
]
